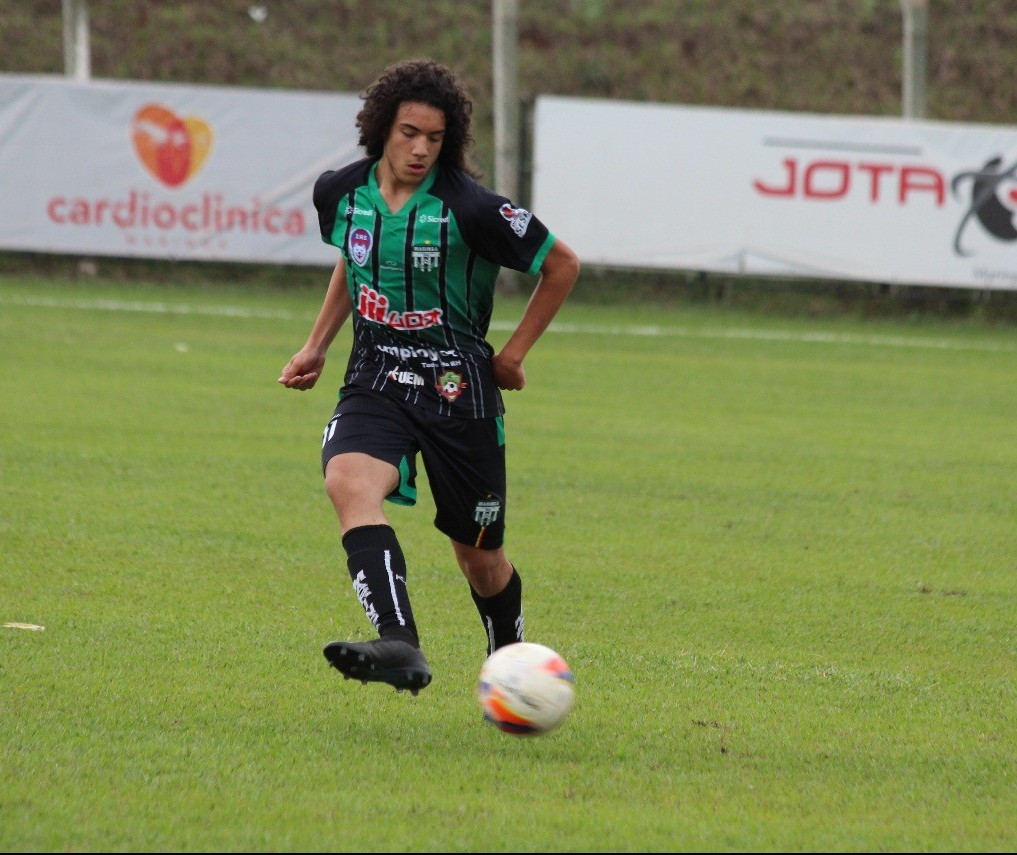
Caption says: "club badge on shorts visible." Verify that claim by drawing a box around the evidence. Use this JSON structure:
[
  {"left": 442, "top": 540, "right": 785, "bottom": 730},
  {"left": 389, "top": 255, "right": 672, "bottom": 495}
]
[{"left": 473, "top": 496, "right": 502, "bottom": 527}]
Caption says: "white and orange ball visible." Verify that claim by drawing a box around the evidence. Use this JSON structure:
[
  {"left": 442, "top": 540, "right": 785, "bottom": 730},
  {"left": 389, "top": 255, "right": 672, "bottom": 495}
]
[{"left": 477, "top": 642, "right": 575, "bottom": 735}]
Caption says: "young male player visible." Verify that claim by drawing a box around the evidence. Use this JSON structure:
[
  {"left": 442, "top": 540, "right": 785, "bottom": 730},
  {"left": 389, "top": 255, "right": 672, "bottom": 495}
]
[{"left": 278, "top": 59, "right": 580, "bottom": 695}]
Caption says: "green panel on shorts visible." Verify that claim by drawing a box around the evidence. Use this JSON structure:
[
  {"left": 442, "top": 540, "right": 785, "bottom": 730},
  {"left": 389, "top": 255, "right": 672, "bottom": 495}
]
[
  {"left": 386, "top": 455, "right": 417, "bottom": 506},
  {"left": 496, "top": 416, "right": 505, "bottom": 447}
]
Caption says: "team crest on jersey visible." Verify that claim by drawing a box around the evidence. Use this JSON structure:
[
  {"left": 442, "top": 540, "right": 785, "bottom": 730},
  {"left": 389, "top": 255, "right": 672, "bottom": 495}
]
[
  {"left": 436, "top": 370, "right": 467, "bottom": 402},
  {"left": 412, "top": 242, "right": 441, "bottom": 272},
  {"left": 348, "top": 227, "right": 373, "bottom": 266},
  {"left": 499, "top": 203, "right": 533, "bottom": 237}
]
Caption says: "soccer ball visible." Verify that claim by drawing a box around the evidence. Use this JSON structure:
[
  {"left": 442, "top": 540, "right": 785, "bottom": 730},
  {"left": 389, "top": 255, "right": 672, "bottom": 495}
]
[{"left": 477, "top": 642, "right": 575, "bottom": 736}]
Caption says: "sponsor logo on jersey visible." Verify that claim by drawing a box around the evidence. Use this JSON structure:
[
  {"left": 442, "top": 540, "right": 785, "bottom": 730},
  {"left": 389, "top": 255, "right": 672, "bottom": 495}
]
[
  {"left": 378, "top": 343, "right": 441, "bottom": 361},
  {"left": 499, "top": 203, "right": 532, "bottom": 237},
  {"left": 376, "top": 343, "right": 461, "bottom": 364},
  {"left": 412, "top": 242, "right": 441, "bottom": 272},
  {"left": 436, "top": 370, "right": 467, "bottom": 402},
  {"left": 345, "top": 205, "right": 375, "bottom": 218},
  {"left": 387, "top": 368, "right": 426, "bottom": 387},
  {"left": 418, "top": 214, "right": 450, "bottom": 224},
  {"left": 357, "top": 284, "right": 443, "bottom": 330},
  {"left": 348, "top": 227, "right": 372, "bottom": 266}
]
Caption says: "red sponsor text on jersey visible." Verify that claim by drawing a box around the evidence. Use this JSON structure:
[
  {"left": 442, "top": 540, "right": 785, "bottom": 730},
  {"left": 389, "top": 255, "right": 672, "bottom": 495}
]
[{"left": 357, "top": 284, "right": 444, "bottom": 330}]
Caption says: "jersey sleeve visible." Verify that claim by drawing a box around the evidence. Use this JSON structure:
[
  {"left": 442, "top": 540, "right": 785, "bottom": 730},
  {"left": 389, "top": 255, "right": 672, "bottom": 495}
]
[
  {"left": 312, "top": 158, "right": 371, "bottom": 247},
  {"left": 453, "top": 177, "right": 556, "bottom": 276}
]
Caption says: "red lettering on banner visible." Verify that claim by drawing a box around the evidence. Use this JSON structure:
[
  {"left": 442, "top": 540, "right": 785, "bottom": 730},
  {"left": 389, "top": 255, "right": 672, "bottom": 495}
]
[
  {"left": 70, "top": 200, "right": 89, "bottom": 224},
  {"left": 753, "top": 157, "right": 946, "bottom": 206},
  {"left": 44, "top": 189, "right": 307, "bottom": 235},
  {"left": 900, "top": 167, "right": 945, "bottom": 205},
  {"left": 857, "top": 162, "right": 895, "bottom": 202},
  {"left": 753, "top": 158, "right": 796, "bottom": 197},
  {"left": 804, "top": 161, "right": 850, "bottom": 199}
]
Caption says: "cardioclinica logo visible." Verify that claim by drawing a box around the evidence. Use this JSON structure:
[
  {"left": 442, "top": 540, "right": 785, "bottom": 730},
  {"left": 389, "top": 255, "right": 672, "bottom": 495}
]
[
  {"left": 131, "top": 103, "right": 213, "bottom": 188},
  {"left": 44, "top": 101, "right": 307, "bottom": 249}
]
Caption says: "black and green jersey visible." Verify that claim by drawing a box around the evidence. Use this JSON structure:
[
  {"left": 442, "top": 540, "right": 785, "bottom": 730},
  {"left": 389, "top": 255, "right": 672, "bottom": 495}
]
[{"left": 313, "top": 158, "right": 555, "bottom": 418}]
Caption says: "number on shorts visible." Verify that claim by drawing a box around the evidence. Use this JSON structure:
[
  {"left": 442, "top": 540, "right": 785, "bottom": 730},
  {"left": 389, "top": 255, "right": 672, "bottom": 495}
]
[{"left": 322, "top": 416, "right": 339, "bottom": 448}]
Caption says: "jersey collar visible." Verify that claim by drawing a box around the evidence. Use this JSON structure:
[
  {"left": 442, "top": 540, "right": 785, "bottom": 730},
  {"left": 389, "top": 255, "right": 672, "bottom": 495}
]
[{"left": 368, "top": 160, "right": 438, "bottom": 216}]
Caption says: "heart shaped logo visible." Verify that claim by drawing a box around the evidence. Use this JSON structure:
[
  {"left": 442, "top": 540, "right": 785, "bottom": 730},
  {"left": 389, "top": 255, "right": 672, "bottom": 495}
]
[{"left": 131, "top": 103, "right": 213, "bottom": 188}]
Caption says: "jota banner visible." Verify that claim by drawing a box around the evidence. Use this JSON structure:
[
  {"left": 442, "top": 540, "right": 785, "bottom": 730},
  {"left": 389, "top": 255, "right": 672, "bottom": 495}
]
[
  {"left": 533, "top": 95, "right": 1017, "bottom": 291},
  {"left": 0, "top": 75, "right": 362, "bottom": 265}
]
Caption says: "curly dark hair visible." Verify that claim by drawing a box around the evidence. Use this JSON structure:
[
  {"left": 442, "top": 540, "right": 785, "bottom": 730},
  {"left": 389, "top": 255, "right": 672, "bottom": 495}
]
[{"left": 356, "top": 59, "right": 475, "bottom": 173}]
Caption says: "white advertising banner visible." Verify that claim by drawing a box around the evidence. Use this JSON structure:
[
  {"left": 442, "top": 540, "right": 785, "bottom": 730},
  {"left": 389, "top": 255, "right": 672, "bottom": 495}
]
[
  {"left": 0, "top": 75, "right": 362, "bottom": 265},
  {"left": 533, "top": 95, "right": 1017, "bottom": 290}
]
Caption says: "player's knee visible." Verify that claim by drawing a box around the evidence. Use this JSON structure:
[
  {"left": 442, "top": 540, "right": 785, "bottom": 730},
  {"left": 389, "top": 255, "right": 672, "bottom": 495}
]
[{"left": 456, "top": 547, "right": 512, "bottom": 596}]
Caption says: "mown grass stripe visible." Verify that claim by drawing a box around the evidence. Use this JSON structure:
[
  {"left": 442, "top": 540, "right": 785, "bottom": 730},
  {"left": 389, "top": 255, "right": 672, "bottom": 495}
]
[{"left": 3, "top": 293, "right": 1013, "bottom": 353}]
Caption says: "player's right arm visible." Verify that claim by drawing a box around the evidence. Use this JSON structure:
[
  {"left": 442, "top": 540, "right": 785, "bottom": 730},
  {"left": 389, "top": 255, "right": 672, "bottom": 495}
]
[{"left": 277, "top": 258, "right": 352, "bottom": 391}]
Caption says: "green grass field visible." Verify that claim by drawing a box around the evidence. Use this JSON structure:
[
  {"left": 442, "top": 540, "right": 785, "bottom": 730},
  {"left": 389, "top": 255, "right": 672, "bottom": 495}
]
[{"left": 1, "top": 272, "right": 1015, "bottom": 852}]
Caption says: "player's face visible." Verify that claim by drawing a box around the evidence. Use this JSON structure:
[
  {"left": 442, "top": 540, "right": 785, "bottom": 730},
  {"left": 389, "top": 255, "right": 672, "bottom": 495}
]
[{"left": 381, "top": 102, "right": 446, "bottom": 188}]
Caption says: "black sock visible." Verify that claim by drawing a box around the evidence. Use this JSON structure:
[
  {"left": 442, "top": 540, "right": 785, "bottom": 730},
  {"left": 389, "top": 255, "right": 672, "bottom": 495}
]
[
  {"left": 470, "top": 567, "right": 523, "bottom": 656},
  {"left": 342, "top": 524, "right": 419, "bottom": 647}
]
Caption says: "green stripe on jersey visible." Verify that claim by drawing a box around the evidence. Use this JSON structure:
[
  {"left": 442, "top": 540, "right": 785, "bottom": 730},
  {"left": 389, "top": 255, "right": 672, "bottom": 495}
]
[{"left": 334, "top": 162, "right": 501, "bottom": 352}]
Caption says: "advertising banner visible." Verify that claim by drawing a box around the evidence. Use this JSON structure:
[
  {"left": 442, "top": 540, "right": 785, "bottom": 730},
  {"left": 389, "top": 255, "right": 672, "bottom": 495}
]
[
  {"left": 0, "top": 75, "right": 362, "bottom": 265},
  {"left": 533, "top": 95, "right": 1017, "bottom": 290}
]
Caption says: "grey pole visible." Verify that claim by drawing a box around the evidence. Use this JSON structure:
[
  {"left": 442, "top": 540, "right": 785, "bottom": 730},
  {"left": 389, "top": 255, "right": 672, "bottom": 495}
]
[
  {"left": 62, "top": 0, "right": 92, "bottom": 81},
  {"left": 492, "top": 0, "right": 520, "bottom": 202},
  {"left": 492, "top": 0, "right": 521, "bottom": 291},
  {"left": 900, "top": 0, "right": 927, "bottom": 119}
]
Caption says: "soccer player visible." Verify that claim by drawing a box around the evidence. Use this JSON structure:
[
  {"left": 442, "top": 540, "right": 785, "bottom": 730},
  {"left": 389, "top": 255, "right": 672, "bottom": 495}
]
[{"left": 278, "top": 60, "right": 580, "bottom": 695}]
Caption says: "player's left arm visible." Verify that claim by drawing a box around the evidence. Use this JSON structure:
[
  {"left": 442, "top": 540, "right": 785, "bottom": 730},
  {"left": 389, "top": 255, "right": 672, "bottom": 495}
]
[{"left": 493, "top": 237, "right": 580, "bottom": 391}]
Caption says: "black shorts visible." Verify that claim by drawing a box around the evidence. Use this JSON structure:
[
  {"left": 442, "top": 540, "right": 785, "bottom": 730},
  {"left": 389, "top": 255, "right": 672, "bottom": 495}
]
[{"left": 321, "top": 389, "right": 507, "bottom": 549}]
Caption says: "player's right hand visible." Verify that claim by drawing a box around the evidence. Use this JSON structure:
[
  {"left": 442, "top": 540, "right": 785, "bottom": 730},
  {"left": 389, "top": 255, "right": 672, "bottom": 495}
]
[{"left": 278, "top": 350, "right": 325, "bottom": 391}]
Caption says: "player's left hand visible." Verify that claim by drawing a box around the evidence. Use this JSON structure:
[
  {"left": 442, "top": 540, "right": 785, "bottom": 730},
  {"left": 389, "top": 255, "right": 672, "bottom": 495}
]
[{"left": 493, "top": 353, "right": 525, "bottom": 391}]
